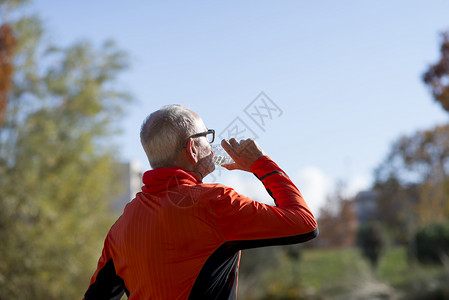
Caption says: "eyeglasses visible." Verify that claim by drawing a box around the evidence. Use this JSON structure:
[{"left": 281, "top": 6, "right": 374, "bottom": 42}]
[{"left": 183, "top": 129, "right": 215, "bottom": 148}]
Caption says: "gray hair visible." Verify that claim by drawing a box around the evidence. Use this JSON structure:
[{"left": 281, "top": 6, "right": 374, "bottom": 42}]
[{"left": 140, "top": 104, "right": 197, "bottom": 169}]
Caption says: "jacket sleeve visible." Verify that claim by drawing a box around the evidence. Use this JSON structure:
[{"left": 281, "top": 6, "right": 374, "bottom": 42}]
[{"left": 212, "top": 156, "right": 318, "bottom": 248}]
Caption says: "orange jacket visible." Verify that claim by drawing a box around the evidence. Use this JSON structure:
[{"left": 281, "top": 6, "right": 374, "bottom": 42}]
[{"left": 83, "top": 156, "right": 318, "bottom": 299}]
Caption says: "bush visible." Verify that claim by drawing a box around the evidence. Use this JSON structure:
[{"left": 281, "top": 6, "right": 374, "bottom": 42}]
[
  {"left": 356, "top": 222, "right": 386, "bottom": 269},
  {"left": 413, "top": 221, "right": 449, "bottom": 264}
]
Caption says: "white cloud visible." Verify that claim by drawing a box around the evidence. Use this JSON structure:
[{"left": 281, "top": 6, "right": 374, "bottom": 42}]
[
  {"left": 293, "top": 167, "right": 331, "bottom": 217},
  {"left": 344, "top": 174, "right": 371, "bottom": 199}
]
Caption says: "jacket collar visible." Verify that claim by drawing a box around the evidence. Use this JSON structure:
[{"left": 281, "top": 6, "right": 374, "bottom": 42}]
[{"left": 141, "top": 167, "right": 202, "bottom": 194}]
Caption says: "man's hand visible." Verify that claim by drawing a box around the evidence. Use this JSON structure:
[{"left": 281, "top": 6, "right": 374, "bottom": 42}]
[{"left": 221, "top": 138, "right": 265, "bottom": 172}]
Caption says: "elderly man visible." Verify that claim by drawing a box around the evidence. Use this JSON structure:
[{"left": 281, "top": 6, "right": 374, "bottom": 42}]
[{"left": 83, "top": 104, "right": 318, "bottom": 299}]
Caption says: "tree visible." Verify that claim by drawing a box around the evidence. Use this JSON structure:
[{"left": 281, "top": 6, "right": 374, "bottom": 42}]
[
  {"left": 0, "top": 1, "right": 131, "bottom": 298},
  {"left": 412, "top": 221, "right": 449, "bottom": 265},
  {"left": 423, "top": 31, "right": 449, "bottom": 113},
  {"left": 371, "top": 30, "right": 449, "bottom": 246},
  {"left": 237, "top": 246, "right": 282, "bottom": 298},
  {"left": 314, "top": 183, "right": 359, "bottom": 248},
  {"left": 374, "top": 125, "right": 449, "bottom": 231},
  {"left": 372, "top": 177, "right": 419, "bottom": 244},
  {"left": 356, "top": 222, "right": 386, "bottom": 269},
  {"left": 0, "top": 22, "right": 16, "bottom": 128}
]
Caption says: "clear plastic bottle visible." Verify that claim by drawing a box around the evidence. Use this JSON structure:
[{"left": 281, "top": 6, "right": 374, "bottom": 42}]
[{"left": 211, "top": 144, "right": 234, "bottom": 166}]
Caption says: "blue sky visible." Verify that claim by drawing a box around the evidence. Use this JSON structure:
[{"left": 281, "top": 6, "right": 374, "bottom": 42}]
[{"left": 29, "top": 0, "right": 449, "bottom": 214}]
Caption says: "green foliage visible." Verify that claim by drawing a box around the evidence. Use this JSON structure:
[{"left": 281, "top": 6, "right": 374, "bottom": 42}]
[
  {"left": 243, "top": 248, "right": 374, "bottom": 299},
  {"left": 375, "top": 125, "right": 449, "bottom": 186},
  {"left": 413, "top": 222, "right": 449, "bottom": 265},
  {"left": 373, "top": 125, "right": 449, "bottom": 244},
  {"left": 282, "top": 244, "right": 304, "bottom": 261},
  {"left": 297, "top": 248, "right": 371, "bottom": 294},
  {"left": 0, "top": 2, "right": 131, "bottom": 299},
  {"left": 357, "top": 222, "right": 386, "bottom": 269},
  {"left": 238, "top": 247, "right": 449, "bottom": 300},
  {"left": 238, "top": 245, "right": 307, "bottom": 299},
  {"left": 238, "top": 246, "right": 283, "bottom": 298}
]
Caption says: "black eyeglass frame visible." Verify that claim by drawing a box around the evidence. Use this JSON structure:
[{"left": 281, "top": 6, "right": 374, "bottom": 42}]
[{"left": 182, "top": 129, "right": 215, "bottom": 148}]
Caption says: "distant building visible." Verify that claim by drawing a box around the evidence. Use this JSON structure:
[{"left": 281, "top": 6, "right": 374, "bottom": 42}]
[
  {"left": 111, "top": 161, "right": 144, "bottom": 212},
  {"left": 354, "top": 190, "right": 379, "bottom": 224}
]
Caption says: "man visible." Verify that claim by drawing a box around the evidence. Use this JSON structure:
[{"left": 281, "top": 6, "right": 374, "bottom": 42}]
[{"left": 83, "top": 104, "right": 318, "bottom": 299}]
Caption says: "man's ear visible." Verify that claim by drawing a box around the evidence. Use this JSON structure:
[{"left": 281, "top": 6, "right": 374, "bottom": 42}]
[{"left": 186, "top": 138, "right": 199, "bottom": 163}]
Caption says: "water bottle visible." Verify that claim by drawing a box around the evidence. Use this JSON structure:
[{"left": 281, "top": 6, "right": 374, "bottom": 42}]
[{"left": 211, "top": 144, "right": 234, "bottom": 166}]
